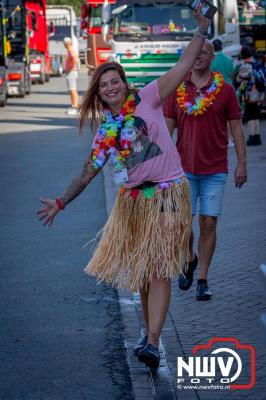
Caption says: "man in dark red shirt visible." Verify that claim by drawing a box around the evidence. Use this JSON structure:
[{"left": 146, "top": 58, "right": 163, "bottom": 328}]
[{"left": 163, "top": 40, "right": 247, "bottom": 301}]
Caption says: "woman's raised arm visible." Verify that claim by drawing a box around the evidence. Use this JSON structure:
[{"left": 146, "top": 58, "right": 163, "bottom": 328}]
[{"left": 158, "top": 7, "right": 209, "bottom": 100}]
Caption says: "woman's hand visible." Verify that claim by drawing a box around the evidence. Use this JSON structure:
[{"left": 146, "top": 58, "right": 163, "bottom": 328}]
[
  {"left": 37, "top": 198, "right": 60, "bottom": 227},
  {"left": 193, "top": 5, "right": 210, "bottom": 30}
]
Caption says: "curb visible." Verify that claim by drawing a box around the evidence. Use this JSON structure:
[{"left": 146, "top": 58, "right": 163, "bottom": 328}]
[{"left": 103, "top": 165, "right": 178, "bottom": 399}]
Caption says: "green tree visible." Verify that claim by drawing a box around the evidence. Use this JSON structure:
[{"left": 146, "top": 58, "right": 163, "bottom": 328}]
[{"left": 47, "top": 0, "right": 83, "bottom": 17}]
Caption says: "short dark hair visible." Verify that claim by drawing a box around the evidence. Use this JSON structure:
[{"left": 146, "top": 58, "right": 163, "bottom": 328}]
[
  {"left": 213, "top": 39, "right": 223, "bottom": 52},
  {"left": 240, "top": 46, "right": 252, "bottom": 60}
]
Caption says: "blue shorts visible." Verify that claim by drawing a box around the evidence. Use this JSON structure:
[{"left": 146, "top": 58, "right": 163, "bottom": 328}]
[{"left": 186, "top": 173, "right": 228, "bottom": 217}]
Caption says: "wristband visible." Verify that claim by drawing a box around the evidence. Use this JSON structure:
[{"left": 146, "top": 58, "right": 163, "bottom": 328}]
[
  {"left": 56, "top": 197, "right": 65, "bottom": 210},
  {"left": 195, "top": 27, "right": 209, "bottom": 38}
]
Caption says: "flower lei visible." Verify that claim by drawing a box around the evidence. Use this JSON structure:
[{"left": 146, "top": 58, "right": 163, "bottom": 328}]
[
  {"left": 177, "top": 72, "right": 224, "bottom": 116},
  {"left": 92, "top": 94, "right": 137, "bottom": 170}
]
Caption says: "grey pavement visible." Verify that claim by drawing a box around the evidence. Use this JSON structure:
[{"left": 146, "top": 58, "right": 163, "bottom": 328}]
[{"left": 1, "top": 67, "right": 266, "bottom": 400}]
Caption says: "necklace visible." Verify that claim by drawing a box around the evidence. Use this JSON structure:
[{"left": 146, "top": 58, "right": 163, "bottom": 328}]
[
  {"left": 177, "top": 72, "right": 224, "bottom": 116},
  {"left": 92, "top": 94, "right": 137, "bottom": 170}
]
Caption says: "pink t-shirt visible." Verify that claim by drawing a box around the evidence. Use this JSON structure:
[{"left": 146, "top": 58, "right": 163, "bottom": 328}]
[{"left": 93, "top": 80, "right": 184, "bottom": 189}]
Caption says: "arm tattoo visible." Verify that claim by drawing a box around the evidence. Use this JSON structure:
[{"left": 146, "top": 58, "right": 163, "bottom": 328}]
[{"left": 60, "top": 154, "right": 100, "bottom": 207}]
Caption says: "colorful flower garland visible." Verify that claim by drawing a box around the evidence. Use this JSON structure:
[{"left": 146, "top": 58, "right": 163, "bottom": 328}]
[
  {"left": 120, "top": 178, "right": 183, "bottom": 199},
  {"left": 177, "top": 72, "right": 224, "bottom": 116},
  {"left": 92, "top": 94, "right": 137, "bottom": 170}
]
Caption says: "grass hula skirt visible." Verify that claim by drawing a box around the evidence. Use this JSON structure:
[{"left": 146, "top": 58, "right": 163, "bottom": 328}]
[{"left": 84, "top": 177, "right": 192, "bottom": 292}]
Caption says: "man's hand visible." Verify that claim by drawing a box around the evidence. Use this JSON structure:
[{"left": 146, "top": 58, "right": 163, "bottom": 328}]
[{"left": 234, "top": 162, "right": 247, "bottom": 188}]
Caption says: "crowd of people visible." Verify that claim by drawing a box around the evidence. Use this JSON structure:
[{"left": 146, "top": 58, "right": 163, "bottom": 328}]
[
  {"left": 211, "top": 39, "right": 265, "bottom": 146},
  {"left": 37, "top": 4, "right": 265, "bottom": 371}
]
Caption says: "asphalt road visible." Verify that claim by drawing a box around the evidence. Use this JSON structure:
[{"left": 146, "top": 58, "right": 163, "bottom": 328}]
[{"left": 0, "top": 69, "right": 134, "bottom": 400}]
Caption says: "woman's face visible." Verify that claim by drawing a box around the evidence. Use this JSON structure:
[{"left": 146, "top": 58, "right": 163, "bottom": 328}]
[{"left": 98, "top": 70, "right": 127, "bottom": 111}]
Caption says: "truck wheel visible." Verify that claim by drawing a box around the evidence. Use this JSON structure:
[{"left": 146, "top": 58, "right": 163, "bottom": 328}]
[
  {"left": 18, "top": 88, "right": 25, "bottom": 98},
  {"left": 25, "top": 82, "right": 31, "bottom": 95},
  {"left": 39, "top": 72, "right": 45, "bottom": 84},
  {"left": 45, "top": 73, "right": 50, "bottom": 82},
  {"left": 0, "top": 95, "right": 7, "bottom": 107}
]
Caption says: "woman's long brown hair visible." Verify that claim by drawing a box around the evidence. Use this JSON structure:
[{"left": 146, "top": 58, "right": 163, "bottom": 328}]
[{"left": 79, "top": 61, "right": 136, "bottom": 133}]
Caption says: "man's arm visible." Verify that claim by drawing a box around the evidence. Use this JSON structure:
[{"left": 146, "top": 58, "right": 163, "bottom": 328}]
[{"left": 229, "top": 119, "right": 247, "bottom": 188}]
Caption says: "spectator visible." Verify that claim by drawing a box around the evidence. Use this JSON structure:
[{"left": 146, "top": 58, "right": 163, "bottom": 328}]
[
  {"left": 163, "top": 40, "right": 247, "bottom": 301},
  {"left": 63, "top": 37, "right": 79, "bottom": 116},
  {"left": 212, "top": 39, "right": 234, "bottom": 84},
  {"left": 234, "top": 46, "right": 265, "bottom": 146}
]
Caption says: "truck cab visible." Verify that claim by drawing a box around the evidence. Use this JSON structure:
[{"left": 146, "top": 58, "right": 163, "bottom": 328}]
[
  {"left": 4, "top": 0, "right": 31, "bottom": 97},
  {"left": 105, "top": 0, "right": 240, "bottom": 87},
  {"left": 27, "top": 0, "right": 51, "bottom": 84}
]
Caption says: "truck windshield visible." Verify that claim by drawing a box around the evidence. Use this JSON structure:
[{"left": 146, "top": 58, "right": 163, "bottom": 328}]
[
  {"left": 49, "top": 25, "right": 72, "bottom": 41},
  {"left": 47, "top": 16, "right": 72, "bottom": 41},
  {"left": 113, "top": 3, "right": 198, "bottom": 38}
]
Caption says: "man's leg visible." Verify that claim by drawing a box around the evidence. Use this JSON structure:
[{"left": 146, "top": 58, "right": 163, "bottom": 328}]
[
  {"left": 70, "top": 89, "right": 78, "bottom": 109},
  {"left": 196, "top": 173, "right": 227, "bottom": 300},
  {"left": 198, "top": 215, "right": 218, "bottom": 280},
  {"left": 189, "top": 229, "right": 195, "bottom": 262},
  {"left": 247, "top": 119, "right": 257, "bottom": 146}
]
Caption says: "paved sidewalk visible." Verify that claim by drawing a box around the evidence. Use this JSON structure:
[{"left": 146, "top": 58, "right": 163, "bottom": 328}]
[{"left": 103, "top": 132, "right": 266, "bottom": 400}]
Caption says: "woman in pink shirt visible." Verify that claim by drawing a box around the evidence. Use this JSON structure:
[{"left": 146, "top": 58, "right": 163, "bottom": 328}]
[{"left": 38, "top": 8, "right": 208, "bottom": 369}]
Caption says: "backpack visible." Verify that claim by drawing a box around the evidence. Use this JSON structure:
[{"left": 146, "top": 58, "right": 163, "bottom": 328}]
[{"left": 238, "top": 60, "right": 266, "bottom": 104}]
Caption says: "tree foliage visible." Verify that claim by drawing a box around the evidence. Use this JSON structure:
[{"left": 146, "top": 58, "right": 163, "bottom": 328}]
[{"left": 47, "top": 0, "right": 83, "bottom": 17}]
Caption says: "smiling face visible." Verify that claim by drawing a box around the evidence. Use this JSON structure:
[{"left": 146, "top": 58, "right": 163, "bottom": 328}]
[
  {"left": 193, "top": 40, "right": 215, "bottom": 72},
  {"left": 98, "top": 69, "right": 127, "bottom": 112}
]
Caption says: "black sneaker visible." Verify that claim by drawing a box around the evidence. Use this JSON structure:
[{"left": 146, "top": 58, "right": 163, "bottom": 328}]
[
  {"left": 178, "top": 255, "right": 198, "bottom": 291},
  {"left": 255, "top": 135, "right": 262, "bottom": 145},
  {"left": 196, "top": 281, "right": 212, "bottom": 301},
  {"left": 246, "top": 135, "right": 256, "bottom": 146},
  {"left": 133, "top": 335, "right": 148, "bottom": 356},
  {"left": 138, "top": 344, "right": 160, "bottom": 369}
]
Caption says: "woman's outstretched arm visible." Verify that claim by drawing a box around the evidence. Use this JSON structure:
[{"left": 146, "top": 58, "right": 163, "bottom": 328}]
[
  {"left": 60, "top": 155, "right": 99, "bottom": 206},
  {"left": 158, "top": 7, "right": 209, "bottom": 100},
  {"left": 37, "top": 154, "right": 101, "bottom": 227}
]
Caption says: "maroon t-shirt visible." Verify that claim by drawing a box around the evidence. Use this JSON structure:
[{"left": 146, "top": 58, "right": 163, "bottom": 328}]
[{"left": 163, "top": 73, "right": 242, "bottom": 174}]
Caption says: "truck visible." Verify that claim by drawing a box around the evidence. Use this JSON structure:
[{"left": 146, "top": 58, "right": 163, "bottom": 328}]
[
  {"left": 80, "top": 0, "right": 116, "bottom": 73},
  {"left": 0, "top": 0, "right": 8, "bottom": 106},
  {"left": 1, "top": 0, "right": 51, "bottom": 97},
  {"left": 103, "top": 0, "right": 241, "bottom": 87},
  {"left": 3, "top": 0, "right": 31, "bottom": 97},
  {"left": 46, "top": 5, "right": 79, "bottom": 76},
  {"left": 27, "top": 0, "right": 51, "bottom": 83}
]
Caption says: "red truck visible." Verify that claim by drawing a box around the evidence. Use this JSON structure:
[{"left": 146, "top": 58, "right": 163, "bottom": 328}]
[
  {"left": 3, "top": 0, "right": 51, "bottom": 98},
  {"left": 27, "top": 0, "right": 51, "bottom": 83}
]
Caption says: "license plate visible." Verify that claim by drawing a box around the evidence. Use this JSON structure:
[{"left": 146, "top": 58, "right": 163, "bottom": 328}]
[
  {"left": 30, "top": 64, "right": 41, "bottom": 72},
  {"left": 8, "top": 86, "right": 19, "bottom": 95}
]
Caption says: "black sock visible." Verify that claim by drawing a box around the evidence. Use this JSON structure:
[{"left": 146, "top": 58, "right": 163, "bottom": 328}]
[{"left": 198, "top": 279, "right": 207, "bottom": 284}]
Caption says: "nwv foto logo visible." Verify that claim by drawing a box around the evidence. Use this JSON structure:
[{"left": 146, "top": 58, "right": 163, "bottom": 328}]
[{"left": 177, "top": 338, "right": 256, "bottom": 390}]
